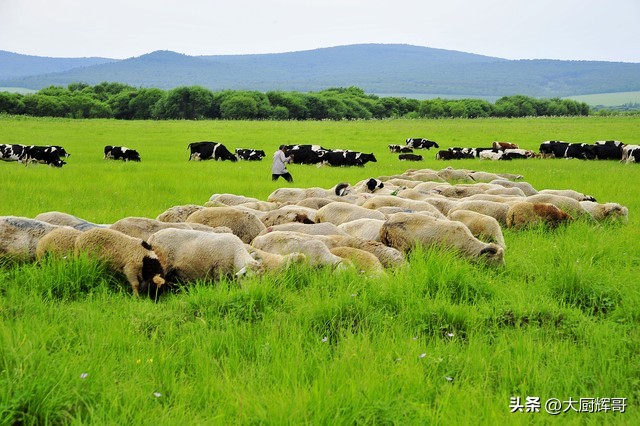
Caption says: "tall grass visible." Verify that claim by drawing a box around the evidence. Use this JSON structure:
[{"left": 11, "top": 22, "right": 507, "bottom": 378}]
[{"left": 1, "top": 116, "right": 639, "bottom": 423}]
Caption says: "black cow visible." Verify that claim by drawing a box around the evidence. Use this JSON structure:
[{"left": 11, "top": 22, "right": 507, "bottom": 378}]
[
  {"left": 399, "top": 153, "right": 423, "bottom": 161},
  {"left": 104, "top": 146, "right": 141, "bottom": 162},
  {"left": 389, "top": 144, "right": 413, "bottom": 153},
  {"left": 22, "top": 145, "right": 67, "bottom": 167},
  {"left": 235, "top": 148, "right": 266, "bottom": 161},
  {"left": 187, "top": 142, "right": 237, "bottom": 162},
  {"left": 406, "top": 138, "right": 439, "bottom": 149},
  {"left": 593, "top": 142, "right": 624, "bottom": 160}
]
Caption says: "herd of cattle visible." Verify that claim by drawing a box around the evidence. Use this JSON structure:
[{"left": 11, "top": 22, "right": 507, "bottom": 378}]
[
  {"left": 429, "top": 140, "right": 640, "bottom": 163},
  {"left": 0, "top": 166, "right": 629, "bottom": 300},
  {"left": 2, "top": 137, "right": 638, "bottom": 168}
]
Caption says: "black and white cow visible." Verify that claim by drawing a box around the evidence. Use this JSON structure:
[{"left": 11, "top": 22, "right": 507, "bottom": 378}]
[
  {"left": 389, "top": 144, "right": 413, "bottom": 153},
  {"left": 104, "top": 146, "right": 141, "bottom": 162},
  {"left": 622, "top": 145, "right": 640, "bottom": 163},
  {"left": 399, "top": 153, "right": 423, "bottom": 161},
  {"left": 235, "top": 148, "right": 266, "bottom": 161},
  {"left": 0, "top": 144, "right": 26, "bottom": 162},
  {"left": 539, "top": 141, "right": 569, "bottom": 158},
  {"left": 323, "top": 151, "right": 377, "bottom": 167},
  {"left": 406, "top": 138, "right": 439, "bottom": 149},
  {"left": 187, "top": 142, "right": 237, "bottom": 162},
  {"left": 22, "top": 145, "right": 68, "bottom": 167},
  {"left": 283, "top": 145, "right": 329, "bottom": 164}
]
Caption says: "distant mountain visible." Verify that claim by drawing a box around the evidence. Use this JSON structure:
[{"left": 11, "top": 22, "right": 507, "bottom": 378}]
[
  {"left": 0, "top": 50, "right": 115, "bottom": 80},
  {"left": 1, "top": 44, "right": 639, "bottom": 98}
]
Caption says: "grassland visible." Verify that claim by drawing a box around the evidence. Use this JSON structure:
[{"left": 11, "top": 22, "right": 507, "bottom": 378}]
[
  {"left": 1, "top": 116, "right": 639, "bottom": 424},
  {"left": 563, "top": 91, "right": 640, "bottom": 107}
]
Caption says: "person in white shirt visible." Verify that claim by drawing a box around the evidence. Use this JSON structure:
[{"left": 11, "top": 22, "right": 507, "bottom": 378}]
[{"left": 272, "top": 145, "right": 294, "bottom": 182}]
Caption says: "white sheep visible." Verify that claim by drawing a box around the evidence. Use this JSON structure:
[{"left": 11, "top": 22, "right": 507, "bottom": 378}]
[
  {"left": 251, "top": 231, "right": 345, "bottom": 267},
  {"left": 337, "top": 218, "right": 385, "bottom": 242},
  {"left": 156, "top": 204, "right": 205, "bottom": 222},
  {"left": 34, "top": 211, "right": 105, "bottom": 230},
  {"left": 380, "top": 212, "right": 505, "bottom": 266},
  {"left": 579, "top": 201, "right": 629, "bottom": 223},
  {"left": 315, "top": 202, "right": 386, "bottom": 225},
  {"left": 186, "top": 207, "right": 266, "bottom": 243},
  {"left": 259, "top": 206, "right": 317, "bottom": 227},
  {"left": 360, "top": 196, "right": 445, "bottom": 218},
  {"left": 447, "top": 209, "right": 506, "bottom": 249},
  {"left": 0, "top": 216, "right": 61, "bottom": 261},
  {"left": 110, "top": 217, "right": 228, "bottom": 241},
  {"left": 36, "top": 227, "right": 83, "bottom": 260},
  {"left": 148, "top": 228, "right": 260, "bottom": 283},
  {"left": 257, "top": 222, "right": 349, "bottom": 237},
  {"left": 74, "top": 228, "right": 166, "bottom": 297}
]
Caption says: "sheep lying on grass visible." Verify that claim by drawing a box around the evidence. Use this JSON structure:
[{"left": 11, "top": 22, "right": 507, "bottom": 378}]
[
  {"left": 0, "top": 216, "right": 61, "bottom": 261},
  {"left": 74, "top": 228, "right": 166, "bottom": 298}
]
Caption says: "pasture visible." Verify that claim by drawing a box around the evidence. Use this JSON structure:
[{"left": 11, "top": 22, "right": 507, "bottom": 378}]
[{"left": 1, "top": 115, "right": 639, "bottom": 424}]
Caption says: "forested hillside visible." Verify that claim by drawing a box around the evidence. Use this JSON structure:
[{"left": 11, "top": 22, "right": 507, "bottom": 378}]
[{"left": 1, "top": 44, "right": 639, "bottom": 97}]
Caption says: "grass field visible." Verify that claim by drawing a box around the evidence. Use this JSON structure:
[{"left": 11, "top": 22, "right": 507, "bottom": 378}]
[
  {"left": 563, "top": 91, "right": 640, "bottom": 107},
  {"left": 1, "top": 116, "right": 639, "bottom": 424}
]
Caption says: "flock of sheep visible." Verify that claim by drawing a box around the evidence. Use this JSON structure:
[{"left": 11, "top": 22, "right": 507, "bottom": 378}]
[{"left": 0, "top": 167, "right": 629, "bottom": 299}]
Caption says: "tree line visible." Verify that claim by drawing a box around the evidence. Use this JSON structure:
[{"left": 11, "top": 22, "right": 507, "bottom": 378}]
[{"left": 0, "top": 82, "right": 591, "bottom": 120}]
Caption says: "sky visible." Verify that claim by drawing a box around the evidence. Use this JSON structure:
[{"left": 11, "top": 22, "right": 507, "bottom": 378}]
[{"left": 1, "top": 0, "right": 639, "bottom": 62}]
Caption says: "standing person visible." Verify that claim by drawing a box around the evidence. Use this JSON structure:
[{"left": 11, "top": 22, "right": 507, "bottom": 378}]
[{"left": 272, "top": 145, "right": 294, "bottom": 182}]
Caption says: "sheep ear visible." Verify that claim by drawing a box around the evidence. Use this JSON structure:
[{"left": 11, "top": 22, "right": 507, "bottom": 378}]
[
  {"left": 480, "top": 246, "right": 497, "bottom": 256},
  {"left": 141, "top": 241, "right": 152, "bottom": 250}
]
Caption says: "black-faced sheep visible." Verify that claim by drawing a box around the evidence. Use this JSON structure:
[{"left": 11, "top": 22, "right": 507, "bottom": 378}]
[
  {"left": 447, "top": 209, "right": 506, "bottom": 249},
  {"left": 379, "top": 213, "right": 505, "bottom": 266},
  {"left": 74, "top": 228, "right": 166, "bottom": 298},
  {"left": 505, "top": 202, "right": 573, "bottom": 229},
  {"left": 0, "top": 216, "right": 61, "bottom": 261},
  {"left": 147, "top": 228, "right": 260, "bottom": 283},
  {"left": 267, "top": 183, "right": 352, "bottom": 203},
  {"left": 186, "top": 207, "right": 266, "bottom": 243}
]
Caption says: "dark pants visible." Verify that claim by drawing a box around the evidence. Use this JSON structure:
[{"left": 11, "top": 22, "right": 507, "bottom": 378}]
[{"left": 272, "top": 173, "right": 293, "bottom": 182}]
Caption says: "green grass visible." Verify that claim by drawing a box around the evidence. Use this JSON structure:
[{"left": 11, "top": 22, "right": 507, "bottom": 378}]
[
  {"left": 1, "top": 116, "right": 639, "bottom": 424},
  {"left": 563, "top": 91, "right": 640, "bottom": 106}
]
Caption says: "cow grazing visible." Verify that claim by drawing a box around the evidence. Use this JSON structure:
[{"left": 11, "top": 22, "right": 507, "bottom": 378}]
[
  {"left": 399, "top": 153, "right": 423, "bottom": 161},
  {"left": 22, "top": 145, "right": 68, "bottom": 167},
  {"left": 406, "top": 138, "right": 439, "bottom": 149},
  {"left": 104, "top": 146, "right": 141, "bottom": 162},
  {"left": 388, "top": 144, "right": 413, "bottom": 153},
  {"left": 235, "top": 148, "right": 266, "bottom": 161},
  {"left": 621, "top": 145, "right": 640, "bottom": 163},
  {"left": 187, "top": 141, "right": 237, "bottom": 162}
]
